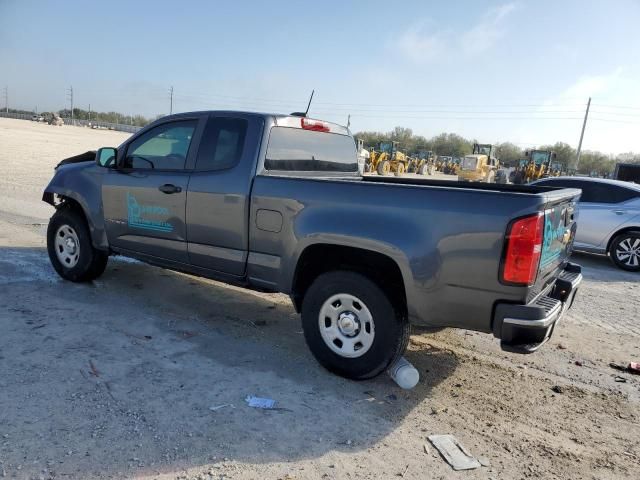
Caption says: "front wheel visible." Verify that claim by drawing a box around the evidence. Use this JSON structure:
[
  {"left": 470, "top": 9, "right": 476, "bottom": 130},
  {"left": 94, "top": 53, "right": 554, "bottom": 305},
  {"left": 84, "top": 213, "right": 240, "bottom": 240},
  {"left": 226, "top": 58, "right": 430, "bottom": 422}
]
[
  {"left": 301, "top": 271, "right": 410, "bottom": 380},
  {"left": 47, "top": 207, "right": 109, "bottom": 282},
  {"left": 609, "top": 232, "right": 640, "bottom": 271}
]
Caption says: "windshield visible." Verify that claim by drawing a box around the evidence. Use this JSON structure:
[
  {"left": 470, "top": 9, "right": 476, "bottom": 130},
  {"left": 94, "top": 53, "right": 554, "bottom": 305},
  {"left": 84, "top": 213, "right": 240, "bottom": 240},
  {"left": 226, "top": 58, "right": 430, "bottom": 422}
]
[{"left": 531, "top": 151, "right": 550, "bottom": 165}]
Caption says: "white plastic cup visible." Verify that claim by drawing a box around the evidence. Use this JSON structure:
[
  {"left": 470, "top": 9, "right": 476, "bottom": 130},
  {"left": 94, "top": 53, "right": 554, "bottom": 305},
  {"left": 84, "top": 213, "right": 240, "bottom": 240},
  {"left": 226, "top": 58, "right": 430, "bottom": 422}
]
[{"left": 387, "top": 356, "right": 420, "bottom": 389}]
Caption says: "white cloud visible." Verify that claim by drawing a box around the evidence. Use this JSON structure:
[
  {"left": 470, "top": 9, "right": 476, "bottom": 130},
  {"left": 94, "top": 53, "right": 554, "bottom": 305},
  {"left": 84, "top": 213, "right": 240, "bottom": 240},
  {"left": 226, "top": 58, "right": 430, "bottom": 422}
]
[
  {"left": 391, "top": 2, "right": 519, "bottom": 63},
  {"left": 560, "top": 68, "right": 624, "bottom": 99},
  {"left": 461, "top": 3, "right": 518, "bottom": 54}
]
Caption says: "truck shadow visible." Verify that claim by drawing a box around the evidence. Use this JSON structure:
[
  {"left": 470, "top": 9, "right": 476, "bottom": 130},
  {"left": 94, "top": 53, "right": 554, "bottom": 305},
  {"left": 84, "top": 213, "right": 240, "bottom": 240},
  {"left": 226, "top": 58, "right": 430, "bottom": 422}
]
[
  {"left": 0, "top": 247, "right": 458, "bottom": 479},
  {"left": 571, "top": 251, "right": 639, "bottom": 283}
]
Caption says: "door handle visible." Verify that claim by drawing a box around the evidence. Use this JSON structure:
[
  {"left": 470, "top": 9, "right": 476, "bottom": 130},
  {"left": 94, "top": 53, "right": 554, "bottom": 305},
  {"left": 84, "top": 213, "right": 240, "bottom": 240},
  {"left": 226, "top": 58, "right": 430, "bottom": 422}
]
[
  {"left": 158, "top": 184, "right": 182, "bottom": 194},
  {"left": 613, "top": 210, "right": 626, "bottom": 215}
]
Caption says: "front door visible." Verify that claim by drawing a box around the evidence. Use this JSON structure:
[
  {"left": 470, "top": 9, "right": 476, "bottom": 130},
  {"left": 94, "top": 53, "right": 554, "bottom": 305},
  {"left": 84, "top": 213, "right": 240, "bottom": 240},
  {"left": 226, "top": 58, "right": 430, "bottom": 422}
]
[{"left": 102, "top": 118, "right": 201, "bottom": 263}]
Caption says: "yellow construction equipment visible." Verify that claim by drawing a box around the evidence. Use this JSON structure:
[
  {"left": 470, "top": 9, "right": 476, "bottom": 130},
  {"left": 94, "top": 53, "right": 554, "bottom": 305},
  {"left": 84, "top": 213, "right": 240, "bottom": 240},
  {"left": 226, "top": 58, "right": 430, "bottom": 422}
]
[
  {"left": 409, "top": 150, "right": 435, "bottom": 175},
  {"left": 367, "top": 141, "right": 410, "bottom": 176},
  {"left": 523, "top": 150, "right": 557, "bottom": 183},
  {"left": 458, "top": 144, "right": 498, "bottom": 182}
]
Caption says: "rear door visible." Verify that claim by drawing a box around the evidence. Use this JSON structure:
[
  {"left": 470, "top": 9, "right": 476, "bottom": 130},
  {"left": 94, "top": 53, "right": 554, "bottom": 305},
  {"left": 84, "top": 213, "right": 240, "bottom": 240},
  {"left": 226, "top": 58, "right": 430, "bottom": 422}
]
[
  {"left": 102, "top": 117, "right": 203, "bottom": 262},
  {"left": 185, "top": 113, "right": 264, "bottom": 275}
]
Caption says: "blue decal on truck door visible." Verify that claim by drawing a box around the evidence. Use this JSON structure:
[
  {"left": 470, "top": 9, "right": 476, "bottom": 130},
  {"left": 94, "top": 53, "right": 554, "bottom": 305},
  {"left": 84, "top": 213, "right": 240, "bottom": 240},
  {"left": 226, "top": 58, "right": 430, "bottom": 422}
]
[
  {"left": 126, "top": 193, "right": 173, "bottom": 232},
  {"left": 540, "top": 207, "right": 569, "bottom": 268}
]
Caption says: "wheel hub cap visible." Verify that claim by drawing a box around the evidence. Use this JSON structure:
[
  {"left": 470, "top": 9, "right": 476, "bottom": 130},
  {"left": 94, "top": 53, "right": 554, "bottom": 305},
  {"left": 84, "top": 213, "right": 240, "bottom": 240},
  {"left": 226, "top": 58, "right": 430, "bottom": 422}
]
[
  {"left": 318, "top": 294, "right": 375, "bottom": 358},
  {"left": 616, "top": 237, "right": 640, "bottom": 267},
  {"left": 54, "top": 225, "right": 81, "bottom": 268}
]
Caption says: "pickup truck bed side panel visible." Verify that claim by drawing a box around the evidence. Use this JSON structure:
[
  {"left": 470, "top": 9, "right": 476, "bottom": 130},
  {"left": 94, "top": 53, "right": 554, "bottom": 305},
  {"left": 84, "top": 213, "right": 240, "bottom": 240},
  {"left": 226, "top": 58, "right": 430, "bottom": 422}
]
[{"left": 248, "top": 175, "right": 546, "bottom": 332}]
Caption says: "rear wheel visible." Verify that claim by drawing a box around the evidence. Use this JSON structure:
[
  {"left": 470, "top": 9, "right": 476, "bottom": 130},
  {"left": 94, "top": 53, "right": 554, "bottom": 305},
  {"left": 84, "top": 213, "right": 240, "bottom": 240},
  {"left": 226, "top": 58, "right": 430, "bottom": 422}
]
[
  {"left": 394, "top": 163, "right": 406, "bottom": 176},
  {"left": 301, "top": 271, "right": 410, "bottom": 380},
  {"left": 418, "top": 164, "right": 429, "bottom": 175},
  {"left": 47, "top": 207, "right": 109, "bottom": 282},
  {"left": 609, "top": 232, "right": 640, "bottom": 271}
]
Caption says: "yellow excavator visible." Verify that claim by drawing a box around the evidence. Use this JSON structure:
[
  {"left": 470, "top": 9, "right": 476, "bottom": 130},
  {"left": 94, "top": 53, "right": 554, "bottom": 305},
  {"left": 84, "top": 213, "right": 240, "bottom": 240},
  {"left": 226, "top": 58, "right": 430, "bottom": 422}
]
[
  {"left": 368, "top": 141, "right": 410, "bottom": 176},
  {"left": 458, "top": 143, "right": 498, "bottom": 182}
]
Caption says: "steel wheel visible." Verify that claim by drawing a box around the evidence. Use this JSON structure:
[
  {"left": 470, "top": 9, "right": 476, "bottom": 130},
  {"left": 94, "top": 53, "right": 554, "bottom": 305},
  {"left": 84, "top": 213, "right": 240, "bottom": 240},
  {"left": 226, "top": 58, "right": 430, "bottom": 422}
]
[
  {"left": 54, "top": 224, "right": 81, "bottom": 268},
  {"left": 318, "top": 293, "right": 375, "bottom": 358},
  {"left": 615, "top": 237, "right": 640, "bottom": 268}
]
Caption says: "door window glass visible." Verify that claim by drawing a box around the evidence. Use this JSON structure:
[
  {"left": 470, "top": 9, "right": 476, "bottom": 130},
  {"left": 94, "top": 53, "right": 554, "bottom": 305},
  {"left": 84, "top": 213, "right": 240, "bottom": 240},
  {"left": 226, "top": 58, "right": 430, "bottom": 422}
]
[
  {"left": 195, "top": 118, "right": 248, "bottom": 171},
  {"left": 125, "top": 120, "right": 197, "bottom": 170}
]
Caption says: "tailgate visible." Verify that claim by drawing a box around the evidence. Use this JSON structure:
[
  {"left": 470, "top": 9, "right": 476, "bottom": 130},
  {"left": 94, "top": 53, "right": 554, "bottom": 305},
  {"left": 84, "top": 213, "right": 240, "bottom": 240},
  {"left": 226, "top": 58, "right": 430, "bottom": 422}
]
[{"left": 532, "top": 188, "right": 581, "bottom": 298}]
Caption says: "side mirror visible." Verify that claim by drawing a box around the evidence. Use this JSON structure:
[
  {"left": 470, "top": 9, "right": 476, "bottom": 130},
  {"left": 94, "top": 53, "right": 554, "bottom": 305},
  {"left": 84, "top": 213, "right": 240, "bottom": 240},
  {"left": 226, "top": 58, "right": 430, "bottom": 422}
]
[{"left": 96, "top": 147, "right": 117, "bottom": 168}]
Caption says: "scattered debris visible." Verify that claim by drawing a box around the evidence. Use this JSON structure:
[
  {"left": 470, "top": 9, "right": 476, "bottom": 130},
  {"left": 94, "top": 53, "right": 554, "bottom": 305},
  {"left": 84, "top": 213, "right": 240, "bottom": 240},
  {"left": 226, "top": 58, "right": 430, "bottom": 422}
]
[
  {"left": 399, "top": 464, "right": 409, "bottom": 477},
  {"left": 551, "top": 385, "right": 563, "bottom": 394},
  {"left": 245, "top": 395, "right": 276, "bottom": 409},
  {"left": 574, "top": 360, "right": 583, "bottom": 366},
  {"left": 209, "top": 404, "right": 234, "bottom": 412},
  {"left": 428, "top": 435, "right": 481, "bottom": 471},
  {"left": 423, "top": 443, "right": 430, "bottom": 454},
  {"left": 388, "top": 356, "right": 419, "bottom": 389},
  {"left": 557, "top": 343, "right": 567, "bottom": 350},
  {"left": 614, "top": 376, "right": 627, "bottom": 383},
  {"left": 609, "top": 362, "right": 640, "bottom": 375},
  {"left": 89, "top": 360, "right": 100, "bottom": 377},
  {"left": 478, "top": 456, "right": 491, "bottom": 467}
]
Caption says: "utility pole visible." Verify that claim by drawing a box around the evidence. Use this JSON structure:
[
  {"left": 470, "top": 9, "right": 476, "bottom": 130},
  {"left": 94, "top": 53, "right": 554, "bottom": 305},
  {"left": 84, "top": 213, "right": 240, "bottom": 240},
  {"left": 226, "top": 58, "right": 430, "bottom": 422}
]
[
  {"left": 169, "top": 86, "right": 173, "bottom": 115},
  {"left": 574, "top": 97, "right": 591, "bottom": 173},
  {"left": 3, "top": 86, "right": 7, "bottom": 113},
  {"left": 67, "top": 86, "right": 74, "bottom": 125},
  {"left": 88, "top": 103, "right": 91, "bottom": 122}
]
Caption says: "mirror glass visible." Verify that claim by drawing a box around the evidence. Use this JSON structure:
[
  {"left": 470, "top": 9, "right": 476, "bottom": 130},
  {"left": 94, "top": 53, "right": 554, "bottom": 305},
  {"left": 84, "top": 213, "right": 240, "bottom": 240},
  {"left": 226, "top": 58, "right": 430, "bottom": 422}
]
[{"left": 96, "top": 148, "right": 117, "bottom": 167}]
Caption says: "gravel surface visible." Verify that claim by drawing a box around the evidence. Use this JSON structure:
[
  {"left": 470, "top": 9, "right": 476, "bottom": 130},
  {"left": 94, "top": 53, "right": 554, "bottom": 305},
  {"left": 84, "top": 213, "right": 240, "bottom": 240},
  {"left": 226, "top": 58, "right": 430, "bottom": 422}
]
[{"left": 0, "top": 118, "right": 639, "bottom": 479}]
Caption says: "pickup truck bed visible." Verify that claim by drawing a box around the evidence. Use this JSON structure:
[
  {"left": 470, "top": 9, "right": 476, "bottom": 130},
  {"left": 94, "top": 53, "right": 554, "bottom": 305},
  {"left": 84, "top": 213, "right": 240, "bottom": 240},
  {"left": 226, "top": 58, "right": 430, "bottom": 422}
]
[{"left": 43, "top": 110, "right": 582, "bottom": 380}]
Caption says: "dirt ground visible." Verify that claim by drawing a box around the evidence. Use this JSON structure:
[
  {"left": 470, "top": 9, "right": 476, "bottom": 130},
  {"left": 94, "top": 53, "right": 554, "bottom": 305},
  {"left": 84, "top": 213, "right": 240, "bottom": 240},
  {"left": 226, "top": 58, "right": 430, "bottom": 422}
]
[{"left": 0, "top": 117, "right": 638, "bottom": 480}]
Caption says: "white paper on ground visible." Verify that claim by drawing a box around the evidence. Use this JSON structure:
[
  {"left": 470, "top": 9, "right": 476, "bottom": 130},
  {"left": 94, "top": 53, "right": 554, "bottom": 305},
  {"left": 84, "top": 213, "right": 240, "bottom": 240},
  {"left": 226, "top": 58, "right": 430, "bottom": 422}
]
[{"left": 428, "top": 434, "right": 481, "bottom": 471}]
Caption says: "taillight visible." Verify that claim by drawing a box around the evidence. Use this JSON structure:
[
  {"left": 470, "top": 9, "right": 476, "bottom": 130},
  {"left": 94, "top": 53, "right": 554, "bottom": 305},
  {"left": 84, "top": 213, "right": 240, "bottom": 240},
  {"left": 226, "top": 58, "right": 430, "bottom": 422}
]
[
  {"left": 301, "top": 118, "right": 330, "bottom": 132},
  {"left": 502, "top": 212, "right": 544, "bottom": 285}
]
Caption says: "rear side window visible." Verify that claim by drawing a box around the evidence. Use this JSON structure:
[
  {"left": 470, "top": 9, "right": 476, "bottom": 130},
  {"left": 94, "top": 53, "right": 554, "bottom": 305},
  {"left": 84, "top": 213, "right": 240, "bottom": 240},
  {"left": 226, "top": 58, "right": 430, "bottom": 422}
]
[
  {"left": 538, "top": 180, "right": 639, "bottom": 204},
  {"left": 195, "top": 117, "right": 248, "bottom": 171},
  {"left": 265, "top": 127, "right": 357, "bottom": 172}
]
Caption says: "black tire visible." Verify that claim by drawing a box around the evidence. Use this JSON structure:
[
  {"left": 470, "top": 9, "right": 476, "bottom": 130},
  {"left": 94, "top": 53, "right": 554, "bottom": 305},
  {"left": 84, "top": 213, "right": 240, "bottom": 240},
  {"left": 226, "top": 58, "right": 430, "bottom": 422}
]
[
  {"left": 301, "top": 271, "right": 410, "bottom": 380},
  {"left": 609, "top": 231, "right": 640, "bottom": 272},
  {"left": 47, "top": 206, "right": 109, "bottom": 282}
]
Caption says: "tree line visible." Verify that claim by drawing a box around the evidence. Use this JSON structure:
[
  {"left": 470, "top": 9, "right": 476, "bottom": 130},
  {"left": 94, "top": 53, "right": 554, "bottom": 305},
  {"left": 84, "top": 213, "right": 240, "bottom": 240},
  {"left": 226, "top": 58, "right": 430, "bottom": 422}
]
[{"left": 355, "top": 126, "right": 640, "bottom": 176}]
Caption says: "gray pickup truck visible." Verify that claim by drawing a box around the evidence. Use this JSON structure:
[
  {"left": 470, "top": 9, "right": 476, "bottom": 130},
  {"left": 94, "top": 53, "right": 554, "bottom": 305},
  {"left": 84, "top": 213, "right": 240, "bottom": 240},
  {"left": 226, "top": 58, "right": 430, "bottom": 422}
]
[{"left": 43, "top": 111, "right": 583, "bottom": 380}]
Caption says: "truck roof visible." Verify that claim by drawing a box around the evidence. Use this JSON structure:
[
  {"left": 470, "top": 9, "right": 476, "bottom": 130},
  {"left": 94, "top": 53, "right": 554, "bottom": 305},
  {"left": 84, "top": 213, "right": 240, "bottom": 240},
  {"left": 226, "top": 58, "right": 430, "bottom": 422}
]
[{"left": 157, "top": 110, "right": 351, "bottom": 136}]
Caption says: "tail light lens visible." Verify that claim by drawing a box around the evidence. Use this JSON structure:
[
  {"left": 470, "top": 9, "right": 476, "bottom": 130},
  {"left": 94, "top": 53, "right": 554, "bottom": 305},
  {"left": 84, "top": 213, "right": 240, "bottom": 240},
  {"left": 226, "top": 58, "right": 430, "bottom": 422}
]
[
  {"left": 301, "top": 118, "right": 330, "bottom": 132},
  {"left": 502, "top": 212, "right": 544, "bottom": 285}
]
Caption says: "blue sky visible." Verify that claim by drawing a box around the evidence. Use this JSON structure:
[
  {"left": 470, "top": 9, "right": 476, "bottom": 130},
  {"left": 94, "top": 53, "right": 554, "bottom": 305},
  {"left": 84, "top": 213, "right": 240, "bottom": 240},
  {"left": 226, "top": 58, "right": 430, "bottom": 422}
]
[{"left": 1, "top": 0, "right": 639, "bottom": 153}]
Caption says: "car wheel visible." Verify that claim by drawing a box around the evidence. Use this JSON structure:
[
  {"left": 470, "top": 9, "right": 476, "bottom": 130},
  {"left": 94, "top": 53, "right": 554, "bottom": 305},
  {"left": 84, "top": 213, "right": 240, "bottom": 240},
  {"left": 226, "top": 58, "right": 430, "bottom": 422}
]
[
  {"left": 301, "top": 271, "right": 410, "bottom": 380},
  {"left": 609, "top": 232, "right": 640, "bottom": 271},
  {"left": 47, "top": 206, "right": 109, "bottom": 282}
]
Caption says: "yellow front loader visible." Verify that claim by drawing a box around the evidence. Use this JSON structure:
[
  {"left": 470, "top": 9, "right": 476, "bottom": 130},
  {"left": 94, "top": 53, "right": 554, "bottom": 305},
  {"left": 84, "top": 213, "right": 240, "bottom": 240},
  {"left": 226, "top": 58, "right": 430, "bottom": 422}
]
[{"left": 458, "top": 143, "right": 499, "bottom": 182}]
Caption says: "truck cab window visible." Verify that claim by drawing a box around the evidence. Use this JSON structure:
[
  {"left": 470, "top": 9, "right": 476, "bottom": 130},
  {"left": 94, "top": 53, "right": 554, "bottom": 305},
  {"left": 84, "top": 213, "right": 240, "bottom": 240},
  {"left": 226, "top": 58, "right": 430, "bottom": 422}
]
[
  {"left": 125, "top": 120, "right": 197, "bottom": 170},
  {"left": 195, "top": 117, "right": 248, "bottom": 171}
]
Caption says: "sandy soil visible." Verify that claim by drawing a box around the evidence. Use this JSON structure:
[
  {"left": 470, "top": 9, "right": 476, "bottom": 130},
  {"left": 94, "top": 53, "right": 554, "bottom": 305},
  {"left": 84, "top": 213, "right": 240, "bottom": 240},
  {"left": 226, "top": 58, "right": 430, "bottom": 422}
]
[{"left": 0, "top": 117, "right": 638, "bottom": 480}]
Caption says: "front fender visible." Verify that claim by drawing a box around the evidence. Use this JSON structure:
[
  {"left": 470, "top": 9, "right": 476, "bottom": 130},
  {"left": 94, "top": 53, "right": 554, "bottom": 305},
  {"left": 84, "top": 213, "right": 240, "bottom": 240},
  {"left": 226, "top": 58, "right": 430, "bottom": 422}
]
[{"left": 42, "top": 163, "right": 109, "bottom": 251}]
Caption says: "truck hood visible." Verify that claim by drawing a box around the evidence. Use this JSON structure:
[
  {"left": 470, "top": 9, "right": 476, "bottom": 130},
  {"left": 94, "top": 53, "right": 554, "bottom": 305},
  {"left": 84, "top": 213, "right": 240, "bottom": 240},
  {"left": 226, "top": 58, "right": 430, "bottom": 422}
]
[{"left": 55, "top": 150, "right": 96, "bottom": 169}]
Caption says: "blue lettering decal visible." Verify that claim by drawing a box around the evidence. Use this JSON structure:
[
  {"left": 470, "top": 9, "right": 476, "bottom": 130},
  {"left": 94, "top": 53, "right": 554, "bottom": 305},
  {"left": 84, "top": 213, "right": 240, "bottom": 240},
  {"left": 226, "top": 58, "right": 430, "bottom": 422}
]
[
  {"left": 127, "top": 193, "right": 174, "bottom": 232},
  {"left": 540, "top": 209, "right": 567, "bottom": 267}
]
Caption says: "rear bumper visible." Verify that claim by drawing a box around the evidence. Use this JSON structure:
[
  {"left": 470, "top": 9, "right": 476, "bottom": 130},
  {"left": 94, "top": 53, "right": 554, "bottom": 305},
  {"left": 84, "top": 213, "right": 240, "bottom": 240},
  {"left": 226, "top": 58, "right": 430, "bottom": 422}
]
[{"left": 493, "top": 263, "right": 582, "bottom": 354}]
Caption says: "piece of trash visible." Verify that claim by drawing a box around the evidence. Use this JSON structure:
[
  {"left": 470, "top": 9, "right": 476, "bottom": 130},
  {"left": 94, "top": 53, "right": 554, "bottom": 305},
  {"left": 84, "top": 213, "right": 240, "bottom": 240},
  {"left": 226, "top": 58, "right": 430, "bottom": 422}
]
[
  {"left": 614, "top": 376, "right": 627, "bottom": 383},
  {"left": 477, "top": 456, "right": 491, "bottom": 467},
  {"left": 209, "top": 404, "right": 234, "bottom": 412},
  {"left": 245, "top": 395, "right": 276, "bottom": 409},
  {"left": 89, "top": 360, "right": 100, "bottom": 377},
  {"left": 423, "top": 443, "right": 430, "bottom": 454},
  {"left": 551, "top": 385, "right": 563, "bottom": 394},
  {"left": 574, "top": 360, "right": 583, "bottom": 366},
  {"left": 388, "top": 356, "right": 419, "bottom": 389},
  {"left": 557, "top": 343, "right": 567, "bottom": 350},
  {"left": 610, "top": 362, "right": 640, "bottom": 375},
  {"left": 428, "top": 434, "right": 481, "bottom": 471}
]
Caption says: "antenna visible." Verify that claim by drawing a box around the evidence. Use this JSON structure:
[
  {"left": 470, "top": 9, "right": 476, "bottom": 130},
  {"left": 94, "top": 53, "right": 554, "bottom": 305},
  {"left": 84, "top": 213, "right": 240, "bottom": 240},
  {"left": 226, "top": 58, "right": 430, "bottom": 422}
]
[
  {"left": 304, "top": 89, "right": 314, "bottom": 117},
  {"left": 291, "top": 90, "right": 315, "bottom": 117}
]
